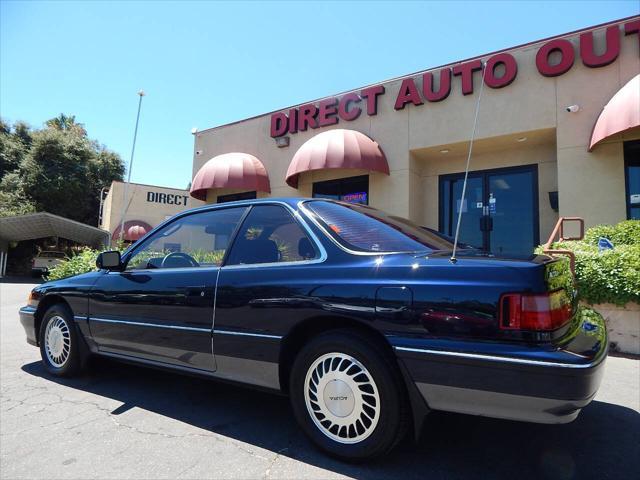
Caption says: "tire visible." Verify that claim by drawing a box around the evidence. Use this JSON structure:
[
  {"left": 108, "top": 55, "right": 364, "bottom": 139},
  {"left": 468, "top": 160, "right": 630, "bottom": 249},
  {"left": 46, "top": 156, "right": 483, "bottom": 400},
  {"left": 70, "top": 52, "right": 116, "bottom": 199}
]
[
  {"left": 289, "top": 329, "right": 408, "bottom": 462},
  {"left": 38, "top": 304, "right": 83, "bottom": 377}
]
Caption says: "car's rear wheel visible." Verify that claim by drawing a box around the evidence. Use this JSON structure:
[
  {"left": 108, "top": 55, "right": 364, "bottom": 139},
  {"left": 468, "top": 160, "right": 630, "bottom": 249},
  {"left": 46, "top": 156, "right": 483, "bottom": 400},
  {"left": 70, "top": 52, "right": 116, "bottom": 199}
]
[
  {"left": 290, "top": 329, "right": 408, "bottom": 461},
  {"left": 39, "top": 304, "right": 82, "bottom": 377}
]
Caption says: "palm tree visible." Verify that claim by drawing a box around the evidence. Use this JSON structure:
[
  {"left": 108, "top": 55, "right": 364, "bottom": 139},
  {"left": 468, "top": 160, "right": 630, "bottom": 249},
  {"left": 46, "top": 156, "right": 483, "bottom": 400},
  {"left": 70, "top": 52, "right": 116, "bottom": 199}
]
[{"left": 45, "top": 114, "right": 86, "bottom": 136}]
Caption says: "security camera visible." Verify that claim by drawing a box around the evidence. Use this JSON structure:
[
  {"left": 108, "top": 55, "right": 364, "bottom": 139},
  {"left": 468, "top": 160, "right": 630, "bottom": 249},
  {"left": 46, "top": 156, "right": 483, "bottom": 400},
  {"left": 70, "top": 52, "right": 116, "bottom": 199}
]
[
  {"left": 196, "top": 150, "right": 203, "bottom": 156},
  {"left": 566, "top": 105, "right": 580, "bottom": 113}
]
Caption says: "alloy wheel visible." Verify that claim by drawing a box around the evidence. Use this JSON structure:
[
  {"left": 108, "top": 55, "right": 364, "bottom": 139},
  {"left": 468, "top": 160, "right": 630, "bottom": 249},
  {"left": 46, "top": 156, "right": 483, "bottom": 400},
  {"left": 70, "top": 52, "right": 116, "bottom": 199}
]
[
  {"left": 304, "top": 352, "right": 381, "bottom": 444},
  {"left": 44, "top": 315, "right": 71, "bottom": 368}
]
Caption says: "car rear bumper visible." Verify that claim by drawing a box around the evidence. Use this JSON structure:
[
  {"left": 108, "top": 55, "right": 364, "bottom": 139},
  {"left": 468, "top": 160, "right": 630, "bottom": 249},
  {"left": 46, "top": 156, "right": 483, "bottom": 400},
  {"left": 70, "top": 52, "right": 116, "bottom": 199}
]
[
  {"left": 19, "top": 306, "right": 38, "bottom": 346},
  {"left": 393, "top": 307, "right": 608, "bottom": 424}
]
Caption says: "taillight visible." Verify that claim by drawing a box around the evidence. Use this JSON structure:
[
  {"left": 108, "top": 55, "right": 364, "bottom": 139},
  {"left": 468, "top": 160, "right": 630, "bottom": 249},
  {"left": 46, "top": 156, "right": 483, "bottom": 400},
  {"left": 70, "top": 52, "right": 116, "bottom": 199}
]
[{"left": 499, "top": 289, "right": 573, "bottom": 331}]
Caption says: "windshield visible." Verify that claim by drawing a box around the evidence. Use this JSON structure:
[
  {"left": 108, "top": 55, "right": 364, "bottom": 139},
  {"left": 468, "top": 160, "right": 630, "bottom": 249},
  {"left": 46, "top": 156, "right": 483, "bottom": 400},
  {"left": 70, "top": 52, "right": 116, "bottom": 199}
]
[{"left": 305, "top": 200, "right": 462, "bottom": 253}]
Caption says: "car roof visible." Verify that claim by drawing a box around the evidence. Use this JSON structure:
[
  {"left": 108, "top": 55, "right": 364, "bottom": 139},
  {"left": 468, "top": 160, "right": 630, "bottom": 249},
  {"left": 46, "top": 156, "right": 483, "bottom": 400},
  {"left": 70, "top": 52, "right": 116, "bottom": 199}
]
[{"left": 183, "top": 197, "right": 315, "bottom": 214}]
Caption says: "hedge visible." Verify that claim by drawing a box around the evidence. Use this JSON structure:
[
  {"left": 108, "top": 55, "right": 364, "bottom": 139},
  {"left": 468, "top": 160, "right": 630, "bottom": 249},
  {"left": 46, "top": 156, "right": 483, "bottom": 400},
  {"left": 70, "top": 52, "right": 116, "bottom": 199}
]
[
  {"left": 45, "top": 247, "right": 102, "bottom": 281},
  {"left": 537, "top": 220, "right": 640, "bottom": 306}
]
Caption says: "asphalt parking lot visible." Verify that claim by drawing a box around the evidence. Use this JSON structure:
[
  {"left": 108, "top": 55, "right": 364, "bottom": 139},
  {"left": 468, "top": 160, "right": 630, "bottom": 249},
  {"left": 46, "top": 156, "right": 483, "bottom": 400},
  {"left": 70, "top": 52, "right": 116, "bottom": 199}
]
[{"left": 1, "top": 280, "right": 638, "bottom": 480}]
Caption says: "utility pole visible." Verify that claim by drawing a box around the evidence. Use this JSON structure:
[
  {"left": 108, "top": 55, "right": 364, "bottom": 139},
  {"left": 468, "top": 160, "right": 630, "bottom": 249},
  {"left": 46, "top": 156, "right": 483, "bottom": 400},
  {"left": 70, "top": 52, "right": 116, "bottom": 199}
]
[{"left": 118, "top": 90, "right": 145, "bottom": 243}]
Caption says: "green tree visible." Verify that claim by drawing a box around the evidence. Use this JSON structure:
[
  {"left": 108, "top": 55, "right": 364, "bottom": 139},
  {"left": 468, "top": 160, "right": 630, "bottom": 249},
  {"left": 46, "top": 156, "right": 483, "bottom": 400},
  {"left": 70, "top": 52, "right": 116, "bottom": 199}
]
[
  {"left": 0, "top": 116, "right": 124, "bottom": 225},
  {"left": 0, "top": 172, "right": 35, "bottom": 217},
  {"left": 0, "top": 121, "right": 30, "bottom": 177},
  {"left": 45, "top": 114, "right": 87, "bottom": 136}
]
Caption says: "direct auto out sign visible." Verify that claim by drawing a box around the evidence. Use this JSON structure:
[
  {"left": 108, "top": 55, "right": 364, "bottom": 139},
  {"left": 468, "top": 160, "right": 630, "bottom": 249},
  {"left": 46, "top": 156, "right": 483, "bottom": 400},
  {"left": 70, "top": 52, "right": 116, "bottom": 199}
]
[{"left": 270, "top": 20, "right": 639, "bottom": 138}]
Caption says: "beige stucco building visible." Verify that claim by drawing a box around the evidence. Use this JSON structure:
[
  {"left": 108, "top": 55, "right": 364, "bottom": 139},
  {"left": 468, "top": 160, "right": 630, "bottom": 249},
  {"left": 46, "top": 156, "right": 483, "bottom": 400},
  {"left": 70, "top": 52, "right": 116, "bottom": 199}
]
[
  {"left": 100, "top": 181, "right": 205, "bottom": 243},
  {"left": 190, "top": 16, "right": 639, "bottom": 255}
]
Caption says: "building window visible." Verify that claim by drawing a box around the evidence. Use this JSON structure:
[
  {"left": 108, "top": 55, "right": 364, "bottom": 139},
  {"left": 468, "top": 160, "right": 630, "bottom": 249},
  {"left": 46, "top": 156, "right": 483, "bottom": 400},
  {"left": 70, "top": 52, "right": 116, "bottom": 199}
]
[
  {"left": 624, "top": 141, "right": 640, "bottom": 220},
  {"left": 217, "top": 191, "right": 257, "bottom": 204},
  {"left": 312, "top": 175, "right": 369, "bottom": 204}
]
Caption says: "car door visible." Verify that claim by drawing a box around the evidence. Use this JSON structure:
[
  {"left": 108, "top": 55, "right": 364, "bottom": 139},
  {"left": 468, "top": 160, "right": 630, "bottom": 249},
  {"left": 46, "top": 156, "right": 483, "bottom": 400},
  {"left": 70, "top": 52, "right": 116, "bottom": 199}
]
[
  {"left": 88, "top": 206, "right": 247, "bottom": 372},
  {"left": 212, "top": 204, "right": 324, "bottom": 388}
]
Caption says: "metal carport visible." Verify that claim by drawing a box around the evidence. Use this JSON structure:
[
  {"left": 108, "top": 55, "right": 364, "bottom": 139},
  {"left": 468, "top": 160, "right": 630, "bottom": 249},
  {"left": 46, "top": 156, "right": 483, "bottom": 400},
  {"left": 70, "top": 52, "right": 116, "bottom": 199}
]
[{"left": 0, "top": 212, "right": 110, "bottom": 276}]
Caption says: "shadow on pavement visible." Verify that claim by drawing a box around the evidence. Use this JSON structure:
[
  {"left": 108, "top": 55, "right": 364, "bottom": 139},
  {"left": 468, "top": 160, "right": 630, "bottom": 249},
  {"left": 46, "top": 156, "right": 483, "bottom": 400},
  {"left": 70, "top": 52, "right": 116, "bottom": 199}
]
[{"left": 22, "top": 359, "right": 639, "bottom": 480}]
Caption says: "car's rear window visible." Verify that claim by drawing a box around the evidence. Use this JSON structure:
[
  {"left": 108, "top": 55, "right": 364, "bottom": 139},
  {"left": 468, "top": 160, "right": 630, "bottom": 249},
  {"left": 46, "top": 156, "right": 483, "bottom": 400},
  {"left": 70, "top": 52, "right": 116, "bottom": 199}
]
[{"left": 305, "top": 201, "right": 456, "bottom": 253}]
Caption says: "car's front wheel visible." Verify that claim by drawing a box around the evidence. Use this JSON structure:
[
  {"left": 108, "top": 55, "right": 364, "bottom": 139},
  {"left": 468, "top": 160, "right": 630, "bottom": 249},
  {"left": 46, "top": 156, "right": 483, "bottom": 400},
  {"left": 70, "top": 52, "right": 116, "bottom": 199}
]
[
  {"left": 39, "top": 304, "right": 82, "bottom": 377},
  {"left": 290, "top": 329, "right": 408, "bottom": 461}
]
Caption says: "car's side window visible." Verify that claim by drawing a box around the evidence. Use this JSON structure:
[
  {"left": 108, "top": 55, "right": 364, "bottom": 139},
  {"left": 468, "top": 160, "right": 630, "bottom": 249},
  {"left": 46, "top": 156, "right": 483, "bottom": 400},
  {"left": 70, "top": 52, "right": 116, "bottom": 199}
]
[
  {"left": 125, "top": 207, "right": 247, "bottom": 270},
  {"left": 225, "top": 205, "right": 318, "bottom": 266}
]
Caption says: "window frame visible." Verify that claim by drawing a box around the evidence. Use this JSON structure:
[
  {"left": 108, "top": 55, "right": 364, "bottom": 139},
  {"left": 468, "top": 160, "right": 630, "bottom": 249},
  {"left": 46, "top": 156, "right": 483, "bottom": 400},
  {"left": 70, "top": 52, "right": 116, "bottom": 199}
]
[
  {"left": 121, "top": 205, "right": 250, "bottom": 272},
  {"left": 220, "top": 203, "right": 327, "bottom": 270},
  {"left": 300, "top": 200, "right": 435, "bottom": 256},
  {"left": 624, "top": 140, "right": 640, "bottom": 220}
]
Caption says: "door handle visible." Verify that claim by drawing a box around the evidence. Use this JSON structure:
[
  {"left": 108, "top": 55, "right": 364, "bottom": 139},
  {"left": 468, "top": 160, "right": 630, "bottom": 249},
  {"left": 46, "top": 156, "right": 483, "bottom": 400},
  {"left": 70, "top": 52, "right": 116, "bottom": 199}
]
[{"left": 480, "top": 216, "right": 493, "bottom": 232}]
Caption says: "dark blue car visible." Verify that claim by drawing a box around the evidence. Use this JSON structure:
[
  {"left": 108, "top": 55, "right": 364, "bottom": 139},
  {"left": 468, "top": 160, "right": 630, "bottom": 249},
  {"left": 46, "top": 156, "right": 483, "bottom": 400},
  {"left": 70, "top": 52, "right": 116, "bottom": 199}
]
[{"left": 19, "top": 198, "right": 607, "bottom": 461}]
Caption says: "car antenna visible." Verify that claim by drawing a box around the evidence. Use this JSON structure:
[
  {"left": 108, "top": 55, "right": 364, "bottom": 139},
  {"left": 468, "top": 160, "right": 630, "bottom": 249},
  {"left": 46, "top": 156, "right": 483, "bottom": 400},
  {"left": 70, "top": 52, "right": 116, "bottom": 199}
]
[{"left": 451, "top": 61, "right": 488, "bottom": 264}]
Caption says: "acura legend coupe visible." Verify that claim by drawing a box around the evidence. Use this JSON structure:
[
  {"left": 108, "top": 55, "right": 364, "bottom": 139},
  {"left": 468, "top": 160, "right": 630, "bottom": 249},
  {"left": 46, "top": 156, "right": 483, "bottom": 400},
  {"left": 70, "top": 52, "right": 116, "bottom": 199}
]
[{"left": 19, "top": 198, "right": 607, "bottom": 461}]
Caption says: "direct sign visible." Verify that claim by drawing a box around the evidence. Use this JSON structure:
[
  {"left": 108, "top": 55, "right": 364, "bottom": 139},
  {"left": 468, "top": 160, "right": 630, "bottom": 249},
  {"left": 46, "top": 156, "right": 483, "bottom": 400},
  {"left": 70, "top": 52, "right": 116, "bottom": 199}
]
[{"left": 147, "top": 191, "right": 190, "bottom": 206}]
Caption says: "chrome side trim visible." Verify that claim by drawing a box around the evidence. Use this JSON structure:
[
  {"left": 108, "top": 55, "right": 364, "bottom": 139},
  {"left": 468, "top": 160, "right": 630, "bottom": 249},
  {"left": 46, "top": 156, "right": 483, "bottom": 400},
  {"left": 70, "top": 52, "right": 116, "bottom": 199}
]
[
  {"left": 88, "top": 316, "right": 281, "bottom": 339},
  {"left": 394, "top": 346, "right": 598, "bottom": 369},
  {"left": 19, "top": 308, "right": 35, "bottom": 315},
  {"left": 89, "top": 317, "right": 210, "bottom": 333},
  {"left": 74, "top": 315, "right": 87, "bottom": 321},
  {"left": 213, "top": 329, "right": 282, "bottom": 340}
]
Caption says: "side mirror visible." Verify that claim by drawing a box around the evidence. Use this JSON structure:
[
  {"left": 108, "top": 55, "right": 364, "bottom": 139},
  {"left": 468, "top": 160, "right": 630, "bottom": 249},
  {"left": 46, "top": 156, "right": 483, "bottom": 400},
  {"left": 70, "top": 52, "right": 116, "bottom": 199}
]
[{"left": 96, "top": 251, "right": 122, "bottom": 270}]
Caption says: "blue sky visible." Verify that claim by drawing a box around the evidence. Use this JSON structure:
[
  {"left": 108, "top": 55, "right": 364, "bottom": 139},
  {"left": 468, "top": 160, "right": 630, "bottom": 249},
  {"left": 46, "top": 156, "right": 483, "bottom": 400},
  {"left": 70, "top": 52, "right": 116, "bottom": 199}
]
[{"left": 1, "top": 1, "right": 638, "bottom": 189}]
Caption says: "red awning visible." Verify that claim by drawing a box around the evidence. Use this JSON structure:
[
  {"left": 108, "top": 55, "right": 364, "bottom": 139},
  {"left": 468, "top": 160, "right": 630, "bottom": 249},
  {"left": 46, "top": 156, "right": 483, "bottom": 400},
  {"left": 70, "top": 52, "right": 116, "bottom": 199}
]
[
  {"left": 589, "top": 74, "right": 640, "bottom": 151},
  {"left": 285, "top": 129, "right": 389, "bottom": 188},
  {"left": 190, "top": 153, "right": 270, "bottom": 201},
  {"left": 111, "top": 220, "right": 152, "bottom": 241}
]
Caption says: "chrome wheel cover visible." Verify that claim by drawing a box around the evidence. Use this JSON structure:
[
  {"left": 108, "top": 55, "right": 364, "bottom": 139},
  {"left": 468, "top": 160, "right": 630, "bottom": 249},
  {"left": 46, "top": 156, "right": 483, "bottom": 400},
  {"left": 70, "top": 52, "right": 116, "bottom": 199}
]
[
  {"left": 44, "top": 315, "right": 71, "bottom": 368},
  {"left": 304, "top": 352, "right": 381, "bottom": 444}
]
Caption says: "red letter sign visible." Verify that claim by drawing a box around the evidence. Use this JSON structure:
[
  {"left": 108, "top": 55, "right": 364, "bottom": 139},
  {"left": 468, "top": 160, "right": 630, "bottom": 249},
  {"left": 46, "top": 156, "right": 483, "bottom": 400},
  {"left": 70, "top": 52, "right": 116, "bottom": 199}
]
[
  {"left": 297, "top": 104, "right": 318, "bottom": 132},
  {"left": 317, "top": 98, "right": 339, "bottom": 127},
  {"left": 452, "top": 60, "right": 483, "bottom": 95},
  {"left": 270, "top": 112, "right": 288, "bottom": 138},
  {"left": 288, "top": 108, "right": 298, "bottom": 134},
  {"left": 484, "top": 53, "right": 518, "bottom": 88},
  {"left": 360, "top": 85, "right": 385, "bottom": 115},
  {"left": 338, "top": 93, "right": 362, "bottom": 121},
  {"left": 625, "top": 19, "right": 640, "bottom": 49},
  {"left": 423, "top": 68, "right": 451, "bottom": 102},
  {"left": 580, "top": 26, "right": 620, "bottom": 68},
  {"left": 394, "top": 78, "right": 423, "bottom": 110},
  {"left": 536, "top": 39, "right": 575, "bottom": 77}
]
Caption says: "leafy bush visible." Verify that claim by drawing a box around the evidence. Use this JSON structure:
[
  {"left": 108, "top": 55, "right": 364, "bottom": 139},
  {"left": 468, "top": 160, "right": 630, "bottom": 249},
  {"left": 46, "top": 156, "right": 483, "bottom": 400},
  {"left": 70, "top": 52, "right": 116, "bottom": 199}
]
[
  {"left": 45, "top": 248, "right": 100, "bottom": 281},
  {"left": 538, "top": 220, "right": 640, "bottom": 306},
  {"left": 45, "top": 246, "right": 227, "bottom": 281}
]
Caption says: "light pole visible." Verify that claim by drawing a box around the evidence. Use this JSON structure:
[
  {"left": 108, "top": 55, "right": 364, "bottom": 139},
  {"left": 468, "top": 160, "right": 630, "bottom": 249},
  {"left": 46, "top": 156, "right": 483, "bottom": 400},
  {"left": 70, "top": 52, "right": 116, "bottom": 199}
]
[
  {"left": 190, "top": 127, "right": 198, "bottom": 190},
  {"left": 118, "top": 90, "right": 145, "bottom": 243}
]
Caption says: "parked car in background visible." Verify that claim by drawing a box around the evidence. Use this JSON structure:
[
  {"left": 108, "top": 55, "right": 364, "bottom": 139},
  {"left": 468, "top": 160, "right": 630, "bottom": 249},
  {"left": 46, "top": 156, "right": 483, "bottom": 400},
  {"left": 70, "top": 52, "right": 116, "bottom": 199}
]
[
  {"left": 18, "top": 199, "right": 607, "bottom": 461},
  {"left": 31, "top": 251, "right": 66, "bottom": 277}
]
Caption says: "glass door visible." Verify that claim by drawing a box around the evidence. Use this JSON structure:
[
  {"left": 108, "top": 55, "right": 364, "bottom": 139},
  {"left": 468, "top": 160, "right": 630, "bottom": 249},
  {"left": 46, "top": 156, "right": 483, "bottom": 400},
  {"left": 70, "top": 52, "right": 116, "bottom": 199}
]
[
  {"left": 440, "top": 175, "right": 485, "bottom": 249},
  {"left": 439, "top": 165, "right": 539, "bottom": 255}
]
